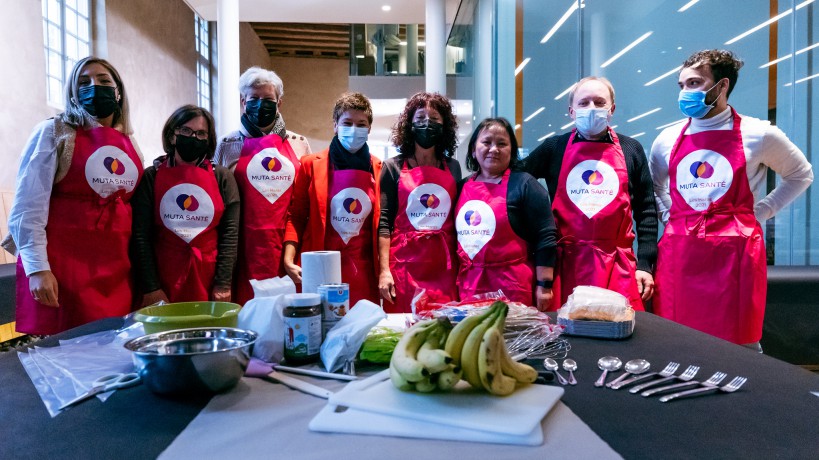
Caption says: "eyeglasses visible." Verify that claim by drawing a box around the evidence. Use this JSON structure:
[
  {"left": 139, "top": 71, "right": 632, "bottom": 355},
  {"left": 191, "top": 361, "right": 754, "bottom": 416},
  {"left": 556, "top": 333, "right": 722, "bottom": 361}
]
[{"left": 175, "top": 126, "right": 209, "bottom": 140}]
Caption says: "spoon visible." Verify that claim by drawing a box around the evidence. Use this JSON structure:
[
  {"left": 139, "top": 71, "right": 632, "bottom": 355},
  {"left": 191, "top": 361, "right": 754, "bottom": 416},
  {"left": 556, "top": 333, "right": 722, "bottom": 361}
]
[
  {"left": 594, "top": 356, "right": 623, "bottom": 387},
  {"left": 544, "top": 358, "right": 569, "bottom": 385},
  {"left": 562, "top": 359, "right": 578, "bottom": 385},
  {"left": 606, "top": 359, "right": 650, "bottom": 388}
]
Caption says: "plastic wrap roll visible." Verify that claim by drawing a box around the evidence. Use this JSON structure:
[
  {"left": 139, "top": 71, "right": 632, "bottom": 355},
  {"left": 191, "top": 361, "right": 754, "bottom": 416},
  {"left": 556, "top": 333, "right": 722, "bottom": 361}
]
[{"left": 301, "top": 251, "right": 342, "bottom": 294}]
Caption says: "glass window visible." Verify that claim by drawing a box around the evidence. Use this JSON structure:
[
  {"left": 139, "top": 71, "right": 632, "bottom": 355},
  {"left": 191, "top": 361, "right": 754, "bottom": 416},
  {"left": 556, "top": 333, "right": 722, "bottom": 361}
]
[
  {"left": 41, "top": 0, "right": 91, "bottom": 107},
  {"left": 195, "top": 15, "right": 212, "bottom": 111}
]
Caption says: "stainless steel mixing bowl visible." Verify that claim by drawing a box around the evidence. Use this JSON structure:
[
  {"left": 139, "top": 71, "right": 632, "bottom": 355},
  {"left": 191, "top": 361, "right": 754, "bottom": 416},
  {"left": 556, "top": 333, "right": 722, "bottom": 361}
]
[{"left": 124, "top": 327, "right": 258, "bottom": 396}]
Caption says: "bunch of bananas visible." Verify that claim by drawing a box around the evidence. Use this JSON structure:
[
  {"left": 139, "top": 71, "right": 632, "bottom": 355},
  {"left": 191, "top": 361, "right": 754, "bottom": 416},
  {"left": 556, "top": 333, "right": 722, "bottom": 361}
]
[{"left": 389, "top": 301, "right": 538, "bottom": 396}]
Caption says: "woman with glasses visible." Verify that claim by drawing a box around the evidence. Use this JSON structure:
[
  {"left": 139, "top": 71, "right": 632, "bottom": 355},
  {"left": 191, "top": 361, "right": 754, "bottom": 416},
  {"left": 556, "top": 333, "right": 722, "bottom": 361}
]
[
  {"left": 377, "top": 92, "right": 462, "bottom": 313},
  {"left": 131, "top": 105, "right": 240, "bottom": 305},
  {"left": 4, "top": 57, "right": 144, "bottom": 334}
]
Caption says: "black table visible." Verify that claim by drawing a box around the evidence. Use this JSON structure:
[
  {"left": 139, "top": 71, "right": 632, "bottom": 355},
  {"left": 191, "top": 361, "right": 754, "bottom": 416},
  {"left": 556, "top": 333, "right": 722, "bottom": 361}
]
[{"left": 1, "top": 313, "right": 818, "bottom": 459}]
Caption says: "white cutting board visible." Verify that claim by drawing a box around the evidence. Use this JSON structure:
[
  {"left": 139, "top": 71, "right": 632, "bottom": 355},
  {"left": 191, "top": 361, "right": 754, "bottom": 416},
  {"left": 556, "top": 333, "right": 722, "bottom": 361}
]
[
  {"left": 328, "top": 369, "right": 564, "bottom": 436},
  {"left": 309, "top": 404, "right": 544, "bottom": 446}
]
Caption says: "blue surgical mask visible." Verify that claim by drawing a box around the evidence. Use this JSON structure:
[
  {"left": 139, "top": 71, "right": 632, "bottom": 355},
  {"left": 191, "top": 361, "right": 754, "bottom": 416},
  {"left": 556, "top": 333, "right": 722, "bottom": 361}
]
[
  {"left": 574, "top": 108, "right": 611, "bottom": 138},
  {"left": 337, "top": 125, "right": 369, "bottom": 153},
  {"left": 678, "top": 82, "right": 721, "bottom": 119}
]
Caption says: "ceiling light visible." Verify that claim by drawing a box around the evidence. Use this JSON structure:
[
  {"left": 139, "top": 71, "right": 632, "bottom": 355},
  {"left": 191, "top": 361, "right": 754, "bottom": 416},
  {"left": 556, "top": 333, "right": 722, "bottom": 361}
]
[
  {"left": 600, "top": 31, "right": 653, "bottom": 68},
  {"left": 627, "top": 107, "right": 661, "bottom": 123},
  {"left": 560, "top": 121, "right": 575, "bottom": 130},
  {"left": 514, "top": 124, "right": 521, "bottom": 130},
  {"left": 541, "top": 1, "right": 584, "bottom": 45},
  {"left": 630, "top": 132, "right": 646, "bottom": 139},
  {"left": 656, "top": 118, "right": 686, "bottom": 130},
  {"left": 538, "top": 132, "right": 556, "bottom": 141},
  {"left": 677, "top": 0, "right": 700, "bottom": 12},
  {"left": 725, "top": 1, "right": 813, "bottom": 45},
  {"left": 554, "top": 83, "right": 576, "bottom": 100},
  {"left": 760, "top": 42, "right": 819, "bottom": 68},
  {"left": 355, "top": 55, "right": 365, "bottom": 59},
  {"left": 644, "top": 66, "right": 682, "bottom": 86},
  {"left": 514, "top": 58, "right": 532, "bottom": 76},
  {"left": 783, "top": 72, "right": 819, "bottom": 87},
  {"left": 524, "top": 107, "right": 545, "bottom": 122},
  {"left": 382, "top": 5, "right": 391, "bottom": 12}
]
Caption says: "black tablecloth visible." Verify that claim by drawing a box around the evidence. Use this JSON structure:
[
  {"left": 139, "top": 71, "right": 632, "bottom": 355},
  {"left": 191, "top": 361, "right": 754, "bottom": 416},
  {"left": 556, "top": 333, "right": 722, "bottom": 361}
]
[{"left": 1, "top": 313, "right": 818, "bottom": 459}]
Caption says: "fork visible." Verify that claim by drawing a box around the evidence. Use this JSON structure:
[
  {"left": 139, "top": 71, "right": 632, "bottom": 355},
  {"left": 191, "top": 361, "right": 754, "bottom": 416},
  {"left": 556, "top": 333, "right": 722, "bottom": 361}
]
[
  {"left": 641, "top": 371, "right": 726, "bottom": 397},
  {"left": 629, "top": 364, "right": 700, "bottom": 393},
  {"left": 610, "top": 362, "right": 679, "bottom": 390},
  {"left": 659, "top": 376, "right": 747, "bottom": 402}
]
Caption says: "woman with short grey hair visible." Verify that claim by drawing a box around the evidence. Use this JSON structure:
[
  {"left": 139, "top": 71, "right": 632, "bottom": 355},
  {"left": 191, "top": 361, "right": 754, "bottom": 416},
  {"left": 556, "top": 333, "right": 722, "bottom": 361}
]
[{"left": 214, "top": 66, "right": 310, "bottom": 304}]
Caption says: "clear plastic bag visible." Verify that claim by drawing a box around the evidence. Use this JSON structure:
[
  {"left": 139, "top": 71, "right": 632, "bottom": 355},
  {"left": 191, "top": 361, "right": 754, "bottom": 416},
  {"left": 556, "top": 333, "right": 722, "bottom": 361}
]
[{"left": 320, "top": 300, "right": 386, "bottom": 373}]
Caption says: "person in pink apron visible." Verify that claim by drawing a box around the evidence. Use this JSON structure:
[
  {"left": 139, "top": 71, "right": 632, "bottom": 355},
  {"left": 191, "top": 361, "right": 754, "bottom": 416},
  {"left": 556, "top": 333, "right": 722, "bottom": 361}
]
[
  {"left": 283, "top": 93, "right": 382, "bottom": 306},
  {"left": 5, "top": 57, "right": 143, "bottom": 335},
  {"left": 377, "top": 92, "right": 462, "bottom": 313},
  {"left": 524, "top": 77, "right": 657, "bottom": 310},
  {"left": 213, "top": 67, "right": 304, "bottom": 305},
  {"left": 131, "top": 105, "right": 240, "bottom": 305},
  {"left": 455, "top": 118, "right": 557, "bottom": 311},
  {"left": 650, "top": 50, "right": 813, "bottom": 346}
]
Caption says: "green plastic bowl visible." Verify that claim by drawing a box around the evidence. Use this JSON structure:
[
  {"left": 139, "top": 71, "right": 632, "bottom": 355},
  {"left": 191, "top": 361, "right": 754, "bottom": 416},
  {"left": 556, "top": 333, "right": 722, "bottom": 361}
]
[{"left": 133, "top": 301, "right": 242, "bottom": 334}]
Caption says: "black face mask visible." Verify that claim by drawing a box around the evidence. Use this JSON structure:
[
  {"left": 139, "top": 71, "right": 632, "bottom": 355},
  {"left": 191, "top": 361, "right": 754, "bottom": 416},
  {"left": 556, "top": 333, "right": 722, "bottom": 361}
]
[
  {"left": 245, "top": 99, "right": 278, "bottom": 128},
  {"left": 175, "top": 134, "right": 210, "bottom": 163},
  {"left": 78, "top": 85, "right": 119, "bottom": 118},
  {"left": 412, "top": 121, "right": 444, "bottom": 149}
]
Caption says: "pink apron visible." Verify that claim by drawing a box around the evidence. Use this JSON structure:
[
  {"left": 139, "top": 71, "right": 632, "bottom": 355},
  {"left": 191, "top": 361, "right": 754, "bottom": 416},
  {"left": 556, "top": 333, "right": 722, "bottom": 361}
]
[
  {"left": 550, "top": 129, "right": 643, "bottom": 310},
  {"left": 233, "top": 134, "right": 299, "bottom": 304},
  {"left": 388, "top": 161, "right": 458, "bottom": 313},
  {"left": 16, "top": 126, "right": 143, "bottom": 335},
  {"left": 455, "top": 170, "right": 534, "bottom": 305},
  {"left": 153, "top": 159, "right": 225, "bottom": 302},
  {"left": 654, "top": 109, "right": 766, "bottom": 344},
  {"left": 325, "top": 168, "right": 378, "bottom": 306}
]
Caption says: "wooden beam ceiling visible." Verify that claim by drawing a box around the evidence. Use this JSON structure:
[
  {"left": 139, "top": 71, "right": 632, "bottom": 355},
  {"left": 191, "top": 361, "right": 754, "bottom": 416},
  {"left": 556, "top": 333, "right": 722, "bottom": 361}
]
[{"left": 249, "top": 22, "right": 351, "bottom": 59}]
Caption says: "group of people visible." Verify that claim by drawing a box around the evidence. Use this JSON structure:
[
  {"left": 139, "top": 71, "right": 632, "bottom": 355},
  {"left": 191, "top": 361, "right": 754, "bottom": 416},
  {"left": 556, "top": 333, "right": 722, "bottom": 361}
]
[{"left": 5, "top": 49, "right": 813, "bottom": 349}]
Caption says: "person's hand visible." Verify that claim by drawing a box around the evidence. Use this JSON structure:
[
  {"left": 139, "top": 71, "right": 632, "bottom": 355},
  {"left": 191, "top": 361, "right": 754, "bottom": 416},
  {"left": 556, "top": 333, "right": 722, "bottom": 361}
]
[
  {"left": 283, "top": 261, "right": 302, "bottom": 284},
  {"left": 636, "top": 270, "right": 655, "bottom": 301},
  {"left": 212, "top": 286, "right": 231, "bottom": 302},
  {"left": 142, "top": 289, "right": 169, "bottom": 307},
  {"left": 378, "top": 270, "right": 396, "bottom": 303},
  {"left": 535, "top": 286, "right": 553, "bottom": 312},
  {"left": 30, "top": 270, "right": 59, "bottom": 307}
]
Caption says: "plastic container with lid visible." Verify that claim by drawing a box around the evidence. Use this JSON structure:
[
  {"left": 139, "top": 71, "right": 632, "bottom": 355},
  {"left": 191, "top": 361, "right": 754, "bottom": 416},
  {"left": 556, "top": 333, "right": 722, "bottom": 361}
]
[{"left": 283, "top": 293, "right": 323, "bottom": 365}]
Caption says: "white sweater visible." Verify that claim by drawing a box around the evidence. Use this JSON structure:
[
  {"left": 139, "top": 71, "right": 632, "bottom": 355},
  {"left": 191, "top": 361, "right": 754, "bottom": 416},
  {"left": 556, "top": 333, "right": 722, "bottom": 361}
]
[{"left": 649, "top": 107, "right": 813, "bottom": 224}]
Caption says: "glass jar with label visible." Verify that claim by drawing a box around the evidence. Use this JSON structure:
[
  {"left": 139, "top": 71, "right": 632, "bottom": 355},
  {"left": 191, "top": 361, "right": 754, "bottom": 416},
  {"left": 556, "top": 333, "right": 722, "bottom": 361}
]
[{"left": 283, "top": 293, "right": 322, "bottom": 365}]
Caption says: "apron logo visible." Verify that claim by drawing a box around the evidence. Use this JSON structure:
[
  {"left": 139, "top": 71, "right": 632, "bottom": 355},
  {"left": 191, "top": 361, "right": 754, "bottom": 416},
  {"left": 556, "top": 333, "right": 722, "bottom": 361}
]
[
  {"left": 104, "top": 157, "right": 126, "bottom": 175},
  {"left": 262, "top": 156, "right": 283, "bottom": 172},
  {"left": 582, "top": 169, "right": 604, "bottom": 185},
  {"left": 675, "top": 150, "right": 733, "bottom": 211},
  {"left": 85, "top": 145, "right": 139, "bottom": 198},
  {"left": 160, "top": 183, "right": 215, "bottom": 243},
  {"left": 176, "top": 194, "right": 200, "bottom": 211},
  {"left": 456, "top": 200, "right": 496, "bottom": 259},
  {"left": 689, "top": 161, "right": 714, "bottom": 179},
  {"left": 464, "top": 210, "right": 482, "bottom": 225},
  {"left": 330, "top": 187, "right": 373, "bottom": 244},
  {"left": 247, "top": 148, "right": 296, "bottom": 205},
  {"left": 343, "top": 198, "right": 363, "bottom": 214},
  {"left": 566, "top": 160, "right": 618, "bottom": 218},
  {"left": 406, "top": 183, "right": 451, "bottom": 230}
]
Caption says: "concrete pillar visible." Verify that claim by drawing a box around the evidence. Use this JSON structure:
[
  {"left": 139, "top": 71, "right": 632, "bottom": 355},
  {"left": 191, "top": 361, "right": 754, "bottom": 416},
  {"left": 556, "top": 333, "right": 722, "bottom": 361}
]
[
  {"left": 425, "top": 0, "right": 446, "bottom": 93},
  {"left": 217, "top": 0, "right": 240, "bottom": 136},
  {"left": 399, "top": 40, "right": 407, "bottom": 74},
  {"left": 407, "top": 24, "right": 419, "bottom": 74}
]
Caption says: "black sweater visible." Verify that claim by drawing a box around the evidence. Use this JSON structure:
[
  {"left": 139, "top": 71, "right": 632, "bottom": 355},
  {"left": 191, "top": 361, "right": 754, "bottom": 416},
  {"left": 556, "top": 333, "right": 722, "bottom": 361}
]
[
  {"left": 131, "top": 157, "right": 241, "bottom": 294},
  {"left": 523, "top": 131, "right": 658, "bottom": 273},
  {"left": 456, "top": 171, "right": 558, "bottom": 268}
]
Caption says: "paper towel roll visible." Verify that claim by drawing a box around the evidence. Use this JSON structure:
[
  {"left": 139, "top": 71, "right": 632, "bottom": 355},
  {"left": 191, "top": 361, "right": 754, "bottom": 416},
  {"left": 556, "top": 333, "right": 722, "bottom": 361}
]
[{"left": 301, "top": 251, "right": 342, "bottom": 294}]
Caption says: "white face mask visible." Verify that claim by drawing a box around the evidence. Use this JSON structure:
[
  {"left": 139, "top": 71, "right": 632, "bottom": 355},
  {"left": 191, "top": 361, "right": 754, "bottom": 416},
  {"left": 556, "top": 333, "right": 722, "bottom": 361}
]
[
  {"left": 573, "top": 108, "right": 611, "bottom": 138},
  {"left": 337, "top": 125, "right": 369, "bottom": 153}
]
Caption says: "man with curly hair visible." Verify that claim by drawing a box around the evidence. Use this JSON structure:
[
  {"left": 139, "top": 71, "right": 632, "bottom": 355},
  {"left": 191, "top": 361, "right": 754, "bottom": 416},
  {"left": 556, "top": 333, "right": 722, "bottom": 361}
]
[
  {"left": 524, "top": 76, "right": 658, "bottom": 311},
  {"left": 377, "top": 92, "right": 462, "bottom": 312},
  {"left": 283, "top": 92, "right": 382, "bottom": 306},
  {"left": 649, "top": 49, "right": 813, "bottom": 348}
]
